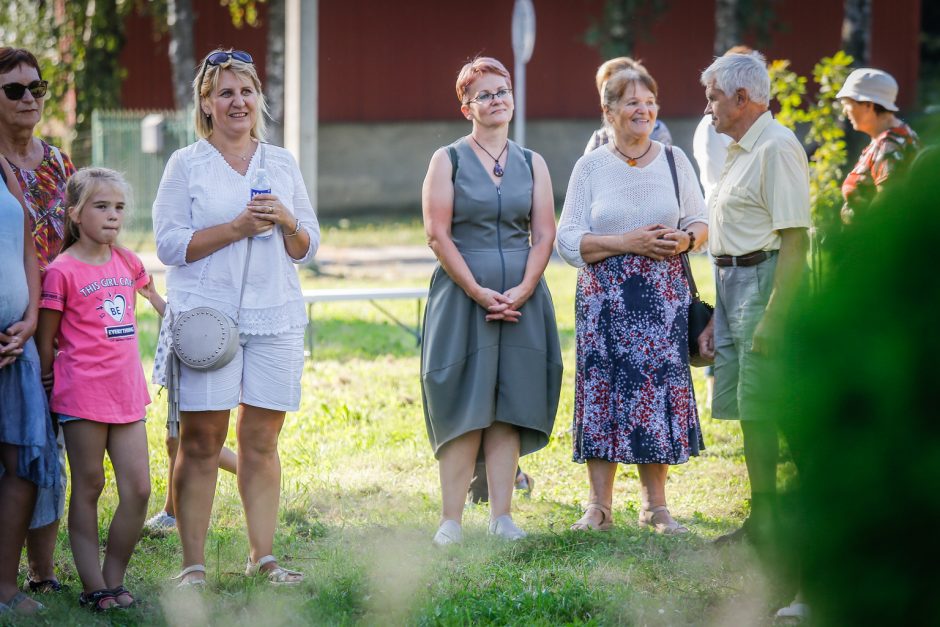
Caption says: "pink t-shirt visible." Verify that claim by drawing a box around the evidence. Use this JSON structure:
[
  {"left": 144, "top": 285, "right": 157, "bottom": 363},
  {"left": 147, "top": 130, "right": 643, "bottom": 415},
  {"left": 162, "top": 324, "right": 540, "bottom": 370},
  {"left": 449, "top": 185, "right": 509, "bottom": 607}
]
[{"left": 40, "top": 247, "right": 152, "bottom": 423}]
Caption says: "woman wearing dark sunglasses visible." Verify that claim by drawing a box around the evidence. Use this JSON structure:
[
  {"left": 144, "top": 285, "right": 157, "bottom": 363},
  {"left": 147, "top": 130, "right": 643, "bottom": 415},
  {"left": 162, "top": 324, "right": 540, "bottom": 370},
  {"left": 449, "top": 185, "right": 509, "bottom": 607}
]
[
  {"left": 0, "top": 46, "right": 72, "bottom": 608},
  {"left": 152, "top": 48, "right": 319, "bottom": 588}
]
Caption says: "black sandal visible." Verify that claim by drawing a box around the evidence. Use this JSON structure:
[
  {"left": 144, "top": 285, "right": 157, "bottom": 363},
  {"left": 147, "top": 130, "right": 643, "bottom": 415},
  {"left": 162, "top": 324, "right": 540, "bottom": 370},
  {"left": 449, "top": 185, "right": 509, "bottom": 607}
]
[
  {"left": 78, "top": 589, "right": 117, "bottom": 612},
  {"left": 109, "top": 585, "right": 138, "bottom": 608},
  {"left": 23, "top": 577, "right": 64, "bottom": 594}
]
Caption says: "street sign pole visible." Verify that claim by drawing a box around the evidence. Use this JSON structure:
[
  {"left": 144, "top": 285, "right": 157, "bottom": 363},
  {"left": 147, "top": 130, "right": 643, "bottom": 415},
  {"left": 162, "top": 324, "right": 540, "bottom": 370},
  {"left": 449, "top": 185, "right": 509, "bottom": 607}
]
[{"left": 511, "top": 0, "right": 535, "bottom": 147}]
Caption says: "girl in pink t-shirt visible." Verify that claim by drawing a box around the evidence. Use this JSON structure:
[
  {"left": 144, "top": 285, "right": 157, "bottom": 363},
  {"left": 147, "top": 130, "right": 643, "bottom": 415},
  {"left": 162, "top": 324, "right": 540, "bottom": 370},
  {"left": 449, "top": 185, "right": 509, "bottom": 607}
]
[{"left": 36, "top": 168, "right": 165, "bottom": 611}]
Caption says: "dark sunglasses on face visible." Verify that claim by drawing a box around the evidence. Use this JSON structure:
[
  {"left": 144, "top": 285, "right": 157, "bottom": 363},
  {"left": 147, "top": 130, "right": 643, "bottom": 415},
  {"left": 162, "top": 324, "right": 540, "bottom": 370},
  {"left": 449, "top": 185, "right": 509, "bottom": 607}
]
[
  {"left": 197, "top": 50, "right": 254, "bottom": 91},
  {"left": 1, "top": 80, "right": 48, "bottom": 101}
]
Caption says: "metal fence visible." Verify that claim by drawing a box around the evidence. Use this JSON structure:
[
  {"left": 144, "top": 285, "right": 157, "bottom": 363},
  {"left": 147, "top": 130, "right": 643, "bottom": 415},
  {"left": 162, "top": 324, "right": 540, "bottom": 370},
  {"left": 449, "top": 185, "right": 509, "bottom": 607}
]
[{"left": 91, "top": 109, "right": 195, "bottom": 243}]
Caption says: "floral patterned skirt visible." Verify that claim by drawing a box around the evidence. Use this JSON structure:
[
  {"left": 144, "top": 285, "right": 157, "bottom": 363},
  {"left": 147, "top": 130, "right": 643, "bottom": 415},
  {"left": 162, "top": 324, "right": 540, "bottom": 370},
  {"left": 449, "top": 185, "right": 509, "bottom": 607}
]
[{"left": 573, "top": 254, "right": 703, "bottom": 465}]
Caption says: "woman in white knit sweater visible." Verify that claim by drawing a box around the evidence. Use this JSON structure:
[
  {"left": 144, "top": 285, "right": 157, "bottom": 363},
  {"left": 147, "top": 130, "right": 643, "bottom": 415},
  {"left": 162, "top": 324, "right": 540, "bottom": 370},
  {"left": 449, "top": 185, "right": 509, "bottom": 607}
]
[{"left": 556, "top": 67, "right": 708, "bottom": 535}]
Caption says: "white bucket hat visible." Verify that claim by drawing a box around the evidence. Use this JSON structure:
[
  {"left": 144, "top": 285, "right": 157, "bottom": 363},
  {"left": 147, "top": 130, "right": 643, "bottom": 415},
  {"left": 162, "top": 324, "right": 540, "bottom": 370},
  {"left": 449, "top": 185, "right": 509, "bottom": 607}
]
[{"left": 836, "top": 68, "right": 899, "bottom": 112}]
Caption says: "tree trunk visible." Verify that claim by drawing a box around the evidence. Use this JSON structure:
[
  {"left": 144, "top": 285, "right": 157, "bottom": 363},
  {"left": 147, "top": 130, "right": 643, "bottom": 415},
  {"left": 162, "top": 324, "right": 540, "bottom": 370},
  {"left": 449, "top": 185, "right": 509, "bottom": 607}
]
[
  {"left": 265, "top": 0, "right": 286, "bottom": 146},
  {"left": 841, "top": 0, "right": 871, "bottom": 65},
  {"left": 167, "top": 0, "right": 196, "bottom": 111},
  {"left": 713, "top": 0, "right": 740, "bottom": 56}
]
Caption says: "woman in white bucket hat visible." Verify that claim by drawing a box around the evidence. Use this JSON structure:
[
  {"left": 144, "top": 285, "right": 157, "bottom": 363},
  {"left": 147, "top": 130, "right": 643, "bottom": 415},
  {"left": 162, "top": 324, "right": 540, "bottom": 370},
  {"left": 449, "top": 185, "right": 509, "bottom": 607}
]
[{"left": 837, "top": 68, "right": 921, "bottom": 224}]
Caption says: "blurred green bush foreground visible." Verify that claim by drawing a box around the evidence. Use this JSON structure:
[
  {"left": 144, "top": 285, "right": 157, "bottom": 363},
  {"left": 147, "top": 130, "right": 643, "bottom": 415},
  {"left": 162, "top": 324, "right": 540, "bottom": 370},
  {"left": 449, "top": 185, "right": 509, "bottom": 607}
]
[{"left": 773, "top": 121, "right": 940, "bottom": 624}]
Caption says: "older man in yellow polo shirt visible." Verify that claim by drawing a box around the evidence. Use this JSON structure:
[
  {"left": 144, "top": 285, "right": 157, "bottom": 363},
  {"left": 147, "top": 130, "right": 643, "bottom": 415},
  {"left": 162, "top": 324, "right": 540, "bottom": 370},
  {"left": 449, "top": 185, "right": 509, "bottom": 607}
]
[{"left": 697, "top": 53, "right": 811, "bottom": 547}]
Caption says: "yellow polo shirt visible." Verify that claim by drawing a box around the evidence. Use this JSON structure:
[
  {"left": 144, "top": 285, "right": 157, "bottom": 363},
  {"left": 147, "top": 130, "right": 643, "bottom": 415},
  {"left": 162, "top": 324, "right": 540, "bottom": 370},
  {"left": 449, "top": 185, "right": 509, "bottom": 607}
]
[{"left": 708, "top": 111, "right": 811, "bottom": 257}]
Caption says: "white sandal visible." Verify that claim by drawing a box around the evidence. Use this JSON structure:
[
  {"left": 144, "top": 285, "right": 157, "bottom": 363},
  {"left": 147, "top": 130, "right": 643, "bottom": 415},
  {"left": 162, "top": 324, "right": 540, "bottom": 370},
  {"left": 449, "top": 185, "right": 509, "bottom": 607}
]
[
  {"left": 246, "top": 555, "right": 304, "bottom": 586},
  {"left": 173, "top": 564, "right": 207, "bottom": 589}
]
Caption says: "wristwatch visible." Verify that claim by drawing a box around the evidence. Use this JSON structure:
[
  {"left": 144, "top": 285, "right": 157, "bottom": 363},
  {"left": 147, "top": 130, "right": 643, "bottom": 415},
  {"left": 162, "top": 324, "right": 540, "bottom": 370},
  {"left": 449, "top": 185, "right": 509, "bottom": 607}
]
[{"left": 684, "top": 230, "right": 696, "bottom": 252}]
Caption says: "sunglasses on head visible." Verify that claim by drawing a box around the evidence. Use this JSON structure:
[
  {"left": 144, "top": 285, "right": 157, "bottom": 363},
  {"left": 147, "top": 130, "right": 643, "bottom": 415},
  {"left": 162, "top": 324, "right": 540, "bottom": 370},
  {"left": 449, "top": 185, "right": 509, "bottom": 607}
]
[
  {"left": 1, "top": 80, "right": 48, "bottom": 101},
  {"left": 197, "top": 50, "right": 254, "bottom": 91}
]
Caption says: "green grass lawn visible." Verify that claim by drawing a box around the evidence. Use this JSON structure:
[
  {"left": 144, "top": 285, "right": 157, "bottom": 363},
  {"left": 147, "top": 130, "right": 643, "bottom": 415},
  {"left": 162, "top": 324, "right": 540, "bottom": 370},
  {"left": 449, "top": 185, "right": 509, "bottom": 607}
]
[{"left": 22, "top": 255, "right": 796, "bottom": 626}]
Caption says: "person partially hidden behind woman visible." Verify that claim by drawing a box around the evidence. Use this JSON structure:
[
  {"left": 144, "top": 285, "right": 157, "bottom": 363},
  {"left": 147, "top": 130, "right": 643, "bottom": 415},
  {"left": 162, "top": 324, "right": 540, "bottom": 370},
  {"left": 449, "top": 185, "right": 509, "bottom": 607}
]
[
  {"left": 557, "top": 66, "right": 708, "bottom": 535},
  {"left": 421, "top": 57, "right": 563, "bottom": 545},
  {"left": 837, "top": 67, "right": 920, "bottom": 225}
]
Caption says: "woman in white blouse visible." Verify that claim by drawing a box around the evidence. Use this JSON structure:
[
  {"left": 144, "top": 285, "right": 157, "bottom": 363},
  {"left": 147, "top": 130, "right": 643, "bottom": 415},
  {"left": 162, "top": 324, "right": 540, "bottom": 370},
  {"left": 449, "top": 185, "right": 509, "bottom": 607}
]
[
  {"left": 152, "top": 49, "right": 318, "bottom": 586},
  {"left": 556, "top": 68, "right": 708, "bottom": 535}
]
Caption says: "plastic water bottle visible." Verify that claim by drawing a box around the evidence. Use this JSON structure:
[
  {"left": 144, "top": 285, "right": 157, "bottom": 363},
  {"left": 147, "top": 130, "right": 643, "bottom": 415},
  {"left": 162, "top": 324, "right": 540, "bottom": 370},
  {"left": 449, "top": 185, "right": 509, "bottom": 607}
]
[{"left": 250, "top": 168, "right": 274, "bottom": 238}]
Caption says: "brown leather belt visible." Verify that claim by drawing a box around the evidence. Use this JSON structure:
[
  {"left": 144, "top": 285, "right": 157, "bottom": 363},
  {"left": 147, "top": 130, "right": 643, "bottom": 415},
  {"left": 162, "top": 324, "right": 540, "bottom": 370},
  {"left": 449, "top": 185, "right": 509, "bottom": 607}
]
[{"left": 713, "top": 250, "right": 774, "bottom": 267}]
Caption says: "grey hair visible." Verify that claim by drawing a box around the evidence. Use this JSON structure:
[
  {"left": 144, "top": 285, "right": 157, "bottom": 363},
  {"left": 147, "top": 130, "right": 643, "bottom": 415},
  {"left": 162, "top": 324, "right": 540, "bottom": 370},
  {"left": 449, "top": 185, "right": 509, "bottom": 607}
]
[{"left": 700, "top": 52, "right": 770, "bottom": 106}]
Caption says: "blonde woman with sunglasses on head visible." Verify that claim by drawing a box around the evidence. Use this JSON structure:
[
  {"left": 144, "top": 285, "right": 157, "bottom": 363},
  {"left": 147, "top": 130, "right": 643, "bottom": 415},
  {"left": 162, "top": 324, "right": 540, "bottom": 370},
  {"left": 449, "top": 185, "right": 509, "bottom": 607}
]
[{"left": 152, "top": 48, "right": 319, "bottom": 587}]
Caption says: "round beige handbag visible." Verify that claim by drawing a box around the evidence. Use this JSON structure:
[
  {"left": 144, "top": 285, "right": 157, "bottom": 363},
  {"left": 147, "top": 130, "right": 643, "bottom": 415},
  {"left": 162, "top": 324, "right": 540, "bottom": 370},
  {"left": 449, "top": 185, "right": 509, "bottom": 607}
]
[
  {"left": 171, "top": 306, "right": 240, "bottom": 370},
  {"left": 171, "top": 235, "right": 254, "bottom": 371}
]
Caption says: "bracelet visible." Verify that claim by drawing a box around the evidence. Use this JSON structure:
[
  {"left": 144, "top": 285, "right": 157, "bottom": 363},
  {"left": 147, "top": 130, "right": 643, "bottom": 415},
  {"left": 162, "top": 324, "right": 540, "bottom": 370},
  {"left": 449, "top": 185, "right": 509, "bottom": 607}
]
[
  {"left": 284, "top": 219, "right": 302, "bottom": 238},
  {"left": 685, "top": 230, "right": 696, "bottom": 252}
]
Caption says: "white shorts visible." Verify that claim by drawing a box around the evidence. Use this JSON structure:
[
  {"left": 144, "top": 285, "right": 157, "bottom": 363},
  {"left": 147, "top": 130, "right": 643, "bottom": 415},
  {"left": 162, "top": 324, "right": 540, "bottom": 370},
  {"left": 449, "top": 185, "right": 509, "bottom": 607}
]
[{"left": 178, "top": 328, "right": 305, "bottom": 412}]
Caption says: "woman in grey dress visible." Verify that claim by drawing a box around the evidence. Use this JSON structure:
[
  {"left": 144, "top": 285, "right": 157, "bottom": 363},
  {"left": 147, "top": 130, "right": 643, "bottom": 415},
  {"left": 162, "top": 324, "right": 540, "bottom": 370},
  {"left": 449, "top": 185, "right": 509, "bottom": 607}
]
[{"left": 421, "top": 57, "right": 562, "bottom": 545}]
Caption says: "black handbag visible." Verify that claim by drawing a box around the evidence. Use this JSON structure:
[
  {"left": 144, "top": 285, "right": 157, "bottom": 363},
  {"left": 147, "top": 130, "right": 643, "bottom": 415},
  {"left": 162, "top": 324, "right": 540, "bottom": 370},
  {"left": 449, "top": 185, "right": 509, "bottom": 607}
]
[{"left": 665, "top": 146, "right": 714, "bottom": 367}]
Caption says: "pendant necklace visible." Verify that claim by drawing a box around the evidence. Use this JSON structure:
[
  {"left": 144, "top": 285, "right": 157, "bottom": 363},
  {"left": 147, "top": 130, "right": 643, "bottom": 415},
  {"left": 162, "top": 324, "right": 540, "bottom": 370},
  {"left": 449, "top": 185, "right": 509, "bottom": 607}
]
[
  {"left": 471, "top": 137, "right": 508, "bottom": 177},
  {"left": 613, "top": 140, "right": 653, "bottom": 167}
]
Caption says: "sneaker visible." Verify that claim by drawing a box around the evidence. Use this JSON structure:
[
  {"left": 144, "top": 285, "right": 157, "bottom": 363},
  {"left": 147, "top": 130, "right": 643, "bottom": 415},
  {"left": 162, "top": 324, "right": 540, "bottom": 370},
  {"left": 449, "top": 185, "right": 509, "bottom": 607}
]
[
  {"left": 145, "top": 511, "right": 176, "bottom": 531},
  {"left": 488, "top": 514, "right": 526, "bottom": 540},
  {"left": 775, "top": 599, "right": 810, "bottom": 623},
  {"left": 432, "top": 520, "right": 462, "bottom": 546}
]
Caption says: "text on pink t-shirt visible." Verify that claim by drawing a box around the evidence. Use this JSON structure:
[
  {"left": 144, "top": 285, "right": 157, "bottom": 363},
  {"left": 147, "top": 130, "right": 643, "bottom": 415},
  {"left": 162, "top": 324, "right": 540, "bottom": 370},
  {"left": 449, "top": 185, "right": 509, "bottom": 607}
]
[{"left": 40, "top": 247, "right": 152, "bottom": 422}]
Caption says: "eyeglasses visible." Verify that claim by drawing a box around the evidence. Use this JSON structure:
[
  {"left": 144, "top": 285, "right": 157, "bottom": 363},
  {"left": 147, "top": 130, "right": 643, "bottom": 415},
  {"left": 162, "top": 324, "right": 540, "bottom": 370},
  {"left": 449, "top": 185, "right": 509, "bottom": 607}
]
[
  {"left": 197, "top": 50, "right": 254, "bottom": 92},
  {"left": 1, "top": 80, "right": 48, "bottom": 101},
  {"left": 465, "top": 88, "right": 513, "bottom": 105}
]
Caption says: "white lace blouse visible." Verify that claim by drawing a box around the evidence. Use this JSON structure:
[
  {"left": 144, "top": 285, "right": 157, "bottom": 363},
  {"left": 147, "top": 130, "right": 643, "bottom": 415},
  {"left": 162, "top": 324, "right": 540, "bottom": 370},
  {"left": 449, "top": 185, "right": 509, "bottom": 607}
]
[
  {"left": 556, "top": 143, "right": 707, "bottom": 268},
  {"left": 152, "top": 140, "right": 320, "bottom": 334}
]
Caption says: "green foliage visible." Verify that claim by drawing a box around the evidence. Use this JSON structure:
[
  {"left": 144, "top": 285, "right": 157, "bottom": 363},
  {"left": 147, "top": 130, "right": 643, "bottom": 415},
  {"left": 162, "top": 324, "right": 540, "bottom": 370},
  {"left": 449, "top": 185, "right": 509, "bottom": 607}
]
[
  {"left": 220, "top": 0, "right": 266, "bottom": 28},
  {"left": 776, "top": 137, "right": 940, "bottom": 624},
  {"left": 0, "top": 0, "right": 133, "bottom": 155},
  {"left": 0, "top": 0, "right": 265, "bottom": 159},
  {"left": 583, "top": 0, "right": 669, "bottom": 59},
  {"left": 769, "top": 51, "right": 854, "bottom": 232}
]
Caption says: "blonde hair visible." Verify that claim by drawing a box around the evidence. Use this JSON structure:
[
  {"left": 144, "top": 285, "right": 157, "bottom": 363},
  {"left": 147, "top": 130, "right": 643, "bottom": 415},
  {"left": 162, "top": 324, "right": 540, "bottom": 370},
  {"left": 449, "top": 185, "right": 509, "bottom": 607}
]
[
  {"left": 595, "top": 57, "right": 649, "bottom": 95},
  {"left": 62, "top": 168, "right": 130, "bottom": 250},
  {"left": 192, "top": 49, "right": 268, "bottom": 140}
]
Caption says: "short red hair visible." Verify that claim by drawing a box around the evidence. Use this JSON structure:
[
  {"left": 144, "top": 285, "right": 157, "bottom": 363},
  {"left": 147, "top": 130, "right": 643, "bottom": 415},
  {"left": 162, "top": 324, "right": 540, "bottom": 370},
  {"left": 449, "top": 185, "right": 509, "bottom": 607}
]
[{"left": 455, "top": 57, "right": 512, "bottom": 104}]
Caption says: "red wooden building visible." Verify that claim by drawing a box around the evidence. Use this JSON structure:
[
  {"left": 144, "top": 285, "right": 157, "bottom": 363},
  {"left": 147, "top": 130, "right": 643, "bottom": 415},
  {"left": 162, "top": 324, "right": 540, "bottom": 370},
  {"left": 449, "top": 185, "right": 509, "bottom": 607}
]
[
  {"left": 116, "top": 0, "right": 923, "bottom": 213},
  {"left": 121, "top": 0, "right": 921, "bottom": 118}
]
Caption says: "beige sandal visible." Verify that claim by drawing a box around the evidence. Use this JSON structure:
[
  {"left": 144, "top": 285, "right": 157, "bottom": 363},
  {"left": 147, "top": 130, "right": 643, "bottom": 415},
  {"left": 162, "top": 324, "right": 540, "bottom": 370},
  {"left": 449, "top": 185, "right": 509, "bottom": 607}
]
[
  {"left": 638, "top": 506, "right": 689, "bottom": 535},
  {"left": 246, "top": 555, "right": 304, "bottom": 586},
  {"left": 570, "top": 503, "right": 613, "bottom": 531},
  {"left": 172, "top": 564, "right": 207, "bottom": 590}
]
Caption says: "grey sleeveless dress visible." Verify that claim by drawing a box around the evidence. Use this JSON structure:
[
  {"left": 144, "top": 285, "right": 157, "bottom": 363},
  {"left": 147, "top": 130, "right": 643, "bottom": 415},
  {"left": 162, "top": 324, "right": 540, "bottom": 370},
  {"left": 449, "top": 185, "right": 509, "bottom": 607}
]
[{"left": 421, "top": 138, "right": 563, "bottom": 458}]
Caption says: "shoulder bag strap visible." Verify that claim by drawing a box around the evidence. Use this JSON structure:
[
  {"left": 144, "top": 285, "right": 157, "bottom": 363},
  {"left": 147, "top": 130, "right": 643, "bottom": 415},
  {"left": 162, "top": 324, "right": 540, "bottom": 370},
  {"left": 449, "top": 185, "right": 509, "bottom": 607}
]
[
  {"left": 665, "top": 145, "right": 702, "bottom": 300},
  {"left": 235, "top": 144, "right": 264, "bottom": 324},
  {"left": 50, "top": 145, "right": 67, "bottom": 179},
  {"left": 448, "top": 145, "right": 459, "bottom": 183}
]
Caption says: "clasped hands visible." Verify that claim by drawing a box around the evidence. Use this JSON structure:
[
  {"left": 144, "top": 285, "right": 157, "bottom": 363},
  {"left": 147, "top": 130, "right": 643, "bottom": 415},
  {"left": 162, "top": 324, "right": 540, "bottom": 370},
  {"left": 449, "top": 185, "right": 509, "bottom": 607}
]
[
  {"left": 473, "top": 284, "right": 534, "bottom": 323},
  {"left": 233, "top": 193, "right": 294, "bottom": 238},
  {"left": 626, "top": 224, "right": 691, "bottom": 261},
  {"left": 0, "top": 318, "right": 35, "bottom": 370}
]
